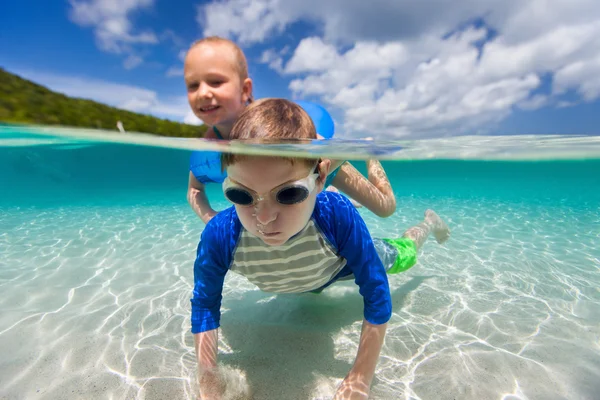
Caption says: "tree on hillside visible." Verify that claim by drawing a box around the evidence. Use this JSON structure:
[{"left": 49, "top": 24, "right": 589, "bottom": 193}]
[{"left": 0, "top": 68, "right": 207, "bottom": 138}]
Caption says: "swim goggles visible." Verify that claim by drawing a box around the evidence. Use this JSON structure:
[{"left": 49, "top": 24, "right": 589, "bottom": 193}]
[{"left": 223, "top": 162, "right": 320, "bottom": 206}]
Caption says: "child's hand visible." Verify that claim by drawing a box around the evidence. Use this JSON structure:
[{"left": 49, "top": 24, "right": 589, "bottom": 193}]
[
  {"left": 196, "top": 364, "right": 251, "bottom": 400},
  {"left": 333, "top": 375, "right": 370, "bottom": 400},
  {"left": 198, "top": 368, "right": 224, "bottom": 400}
]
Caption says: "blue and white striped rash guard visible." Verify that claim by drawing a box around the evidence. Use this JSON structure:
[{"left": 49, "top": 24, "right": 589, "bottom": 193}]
[{"left": 190, "top": 191, "right": 392, "bottom": 334}]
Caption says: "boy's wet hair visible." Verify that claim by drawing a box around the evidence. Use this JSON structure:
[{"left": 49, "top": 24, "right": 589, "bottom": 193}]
[
  {"left": 189, "top": 36, "right": 253, "bottom": 102},
  {"left": 222, "top": 98, "right": 318, "bottom": 169}
]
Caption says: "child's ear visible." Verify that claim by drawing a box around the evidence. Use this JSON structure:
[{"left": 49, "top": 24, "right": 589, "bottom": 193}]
[
  {"left": 317, "top": 159, "right": 331, "bottom": 188},
  {"left": 242, "top": 78, "right": 253, "bottom": 103}
]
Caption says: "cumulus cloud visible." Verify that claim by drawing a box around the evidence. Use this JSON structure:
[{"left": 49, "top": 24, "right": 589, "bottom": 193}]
[
  {"left": 166, "top": 66, "right": 184, "bottom": 77},
  {"left": 199, "top": 0, "right": 600, "bottom": 137},
  {"left": 198, "top": 0, "right": 512, "bottom": 45},
  {"left": 516, "top": 95, "right": 548, "bottom": 111},
  {"left": 12, "top": 69, "right": 193, "bottom": 123},
  {"left": 553, "top": 55, "right": 600, "bottom": 101},
  {"left": 123, "top": 54, "right": 143, "bottom": 70},
  {"left": 198, "top": 0, "right": 292, "bottom": 45},
  {"left": 284, "top": 38, "right": 340, "bottom": 74},
  {"left": 69, "top": 0, "right": 158, "bottom": 53},
  {"left": 259, "top": 48, "right": 285, "bottom": 73},
  {"left": 160, "top": 29, "right": 186, "bottom": 48}
]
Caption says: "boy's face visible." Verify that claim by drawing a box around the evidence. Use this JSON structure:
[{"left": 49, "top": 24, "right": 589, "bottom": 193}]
[
  {"left": 184, "top": 43, "right": 252, "bottom": 128},
  {"left": 226, "top": 157, "right": 329, "bottom": 246}
]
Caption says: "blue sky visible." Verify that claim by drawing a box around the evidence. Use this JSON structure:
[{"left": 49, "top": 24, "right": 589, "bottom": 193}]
[{"left": 1, "top": 0, "right": 599, "bottom": 138}]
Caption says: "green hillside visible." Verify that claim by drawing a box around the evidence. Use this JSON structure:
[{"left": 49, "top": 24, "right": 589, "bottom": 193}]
[{"left": 0, "top": 68, "right": 207, "bottom": 138}]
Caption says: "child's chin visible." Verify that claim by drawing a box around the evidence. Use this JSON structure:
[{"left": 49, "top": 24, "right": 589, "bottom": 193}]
[{"left": 261, "top": 235, "right": 288, "bottom": 246}]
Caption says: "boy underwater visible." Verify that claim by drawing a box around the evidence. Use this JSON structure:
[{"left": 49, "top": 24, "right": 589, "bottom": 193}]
[{"left": 190, "top": 98, "right": 450, "bottom": 399}]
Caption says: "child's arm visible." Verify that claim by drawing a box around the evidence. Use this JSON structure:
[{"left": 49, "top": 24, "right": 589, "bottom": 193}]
[
  {"left": 191, "top": 212, "right": 236, "bottom": 398},
  {"left": 335, "top": 320, "right": 388, "bottom": 400},
  {"left": 187, "top": 172, "right": 218, "bottom": 224},
  {"left": 194, "top": 329, "right": 222, "bottom": 399},
  {"left": 331, "top": 160, "right": 396, "bottom": 217},
  {"left": 316, "top": 194, "right": 394, "bottom": 397}
]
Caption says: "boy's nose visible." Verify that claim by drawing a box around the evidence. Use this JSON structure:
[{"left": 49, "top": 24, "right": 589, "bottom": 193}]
[{"left": 254, "top": 201, "right": 277, "bottom": 226}]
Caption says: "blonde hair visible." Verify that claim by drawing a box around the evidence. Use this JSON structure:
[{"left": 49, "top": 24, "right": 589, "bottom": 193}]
[
  {"left": 222, "top": 98, "right": 317, "bottom": 168},
  {"left": 189, "top": 36, "right": 253, "bottom": 102}
]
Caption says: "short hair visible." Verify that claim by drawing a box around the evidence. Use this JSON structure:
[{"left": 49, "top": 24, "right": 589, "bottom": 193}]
[
  {"left": 189, "top": 36, "right": 253, "bottom": 101},
  {"left": 221, "top": 98, "right": 317, "bottom": 169}
]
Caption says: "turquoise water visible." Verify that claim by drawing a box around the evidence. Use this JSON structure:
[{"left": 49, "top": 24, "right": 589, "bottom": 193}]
[{"left": 1, "top": 128, "right": 599, "bottom": 400}]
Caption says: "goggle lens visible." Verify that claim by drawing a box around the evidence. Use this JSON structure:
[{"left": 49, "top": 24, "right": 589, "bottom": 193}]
[
  {"left": 276, "top": 186, "right": 310, "bottom": 205},
  {"left": 224, "top": 188, "right": 254, "bottom": 206}
]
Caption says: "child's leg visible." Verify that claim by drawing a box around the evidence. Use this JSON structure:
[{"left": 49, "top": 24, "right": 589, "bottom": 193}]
[
  {"left": 377, "top": 210, "right": 450, "bottom": 274},
  {"left": 403, "top": 209, "right": 450, "bottom": 250},
  {"left": 310, "top": 211, "right": 449, "bottom": 295}
]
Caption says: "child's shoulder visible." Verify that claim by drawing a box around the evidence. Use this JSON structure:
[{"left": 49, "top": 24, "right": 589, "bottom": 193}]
[
  {"left": 314, "top": 191, "right": 363, "bottom": 227},
  {"left": 316, "top": 190, "right": 359, "bottom": 211},
  {"left": 203, "top": 206, "right": 240, "bottom": 239},
  {"left": 313, "top": 190, "right": 374, "bottom": 253}
]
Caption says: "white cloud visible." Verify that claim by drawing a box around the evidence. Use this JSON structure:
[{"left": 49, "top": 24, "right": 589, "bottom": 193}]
[
  {"left": 284, "top": 38, "right": 340, "bottom": 74},
  {"left": 13, "top": 69, "right": 192, "bottom": 123},
  {"left": 198, "top": 0, "right": 600, "bottom": 137},
  {"left": 166, "top": 66, "right": 184, "bottom": 77},
  {"left": 123, "top": 54, "right": 143, "bottom": 70},
  {"left": 196, "top": 0, "right": 600, "bottom": 53},
  {"left": 160, "top": 29, "right": 186, "bottom": 47},
  {"left": 557, "top": 101, "right": 576, "bottom": 108},
  {"left": 69, "top": 0, "right": 158, "bottom": 53},
  {"left": 553, "top": 55, "right": 600, "bottom": 102},
  {"left": 198, "top": 0, "right": 292, "bottom": 45},
  {"left": 259, "top": 49, "right": 284, "bottom": 73},
  {"left": 518, "top": 94, "right": 549, "bottom": 111},
  {"left": 197, "top": 0, "right": 599, "bottom": 46},
  {"left": 287, "top": 23, "right": 600, "bottom": 137},
  {"left": 197, "top": 0, "right": 511, "bottom": 45},
  {"left": 487, "top": 0, "right": 600, "bottom": 44}
]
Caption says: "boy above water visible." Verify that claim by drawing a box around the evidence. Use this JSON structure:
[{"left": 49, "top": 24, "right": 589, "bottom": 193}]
[{"left": 190, "top": 99, "right": 450, "bottom": 399}]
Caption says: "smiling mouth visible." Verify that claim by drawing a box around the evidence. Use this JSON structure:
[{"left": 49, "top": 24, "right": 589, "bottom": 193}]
[{"left": 199, "top": 105, "right": 220, "bottom": 112}]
